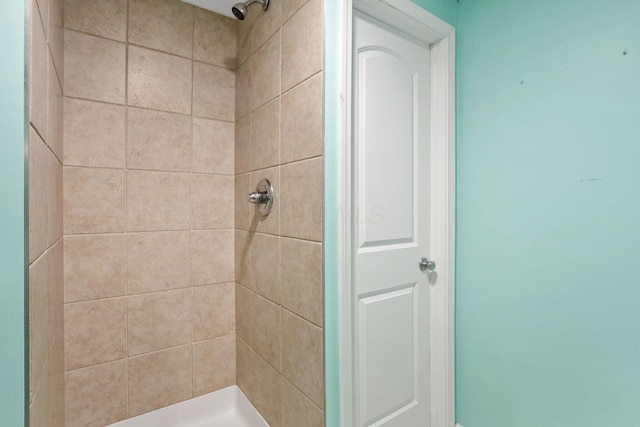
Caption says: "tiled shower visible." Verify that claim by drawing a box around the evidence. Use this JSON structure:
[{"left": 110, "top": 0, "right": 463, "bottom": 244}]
[{"left": 27, "top": 0, "right": 324, "bottom": 426}]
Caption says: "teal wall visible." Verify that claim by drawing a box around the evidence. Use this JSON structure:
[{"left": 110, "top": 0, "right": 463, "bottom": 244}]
[
  {"left": 0, "top": 1, "right": 27, "bottom": 426},
  {"left": 455, "top": 1, "right": 640, "bottom": 426},
  {"left": 410, "top": 0, "right": 457, "bottom": 26}
]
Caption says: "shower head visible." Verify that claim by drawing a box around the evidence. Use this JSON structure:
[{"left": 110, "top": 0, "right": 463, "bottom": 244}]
[{"left": 232, "top": 0, "right": 269, "bottom": 20}]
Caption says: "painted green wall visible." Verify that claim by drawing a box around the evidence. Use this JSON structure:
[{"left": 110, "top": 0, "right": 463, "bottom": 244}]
[
  {"left": 0, "top": 1, "right": 27, "bottom": 426},
  {"left": 410, "top": 0, "right": 457, "bottom": 26},
  {"left": 455, "top": 0, "right": 640, "bottom": 426}
]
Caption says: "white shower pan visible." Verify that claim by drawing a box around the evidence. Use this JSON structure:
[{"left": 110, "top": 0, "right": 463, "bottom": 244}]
[{"left": 108, "top": 386, "right": 268, "bottom": 427}]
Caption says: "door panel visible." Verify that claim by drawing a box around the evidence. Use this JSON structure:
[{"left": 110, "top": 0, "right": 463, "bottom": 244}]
[{"left": 352, "top": 10, "right": 431, "bottom": 427}]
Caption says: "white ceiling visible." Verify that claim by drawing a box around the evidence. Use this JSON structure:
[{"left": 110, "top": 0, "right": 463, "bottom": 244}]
[{"left": 180, "top": 0, "right": 236, "bottom": 19}]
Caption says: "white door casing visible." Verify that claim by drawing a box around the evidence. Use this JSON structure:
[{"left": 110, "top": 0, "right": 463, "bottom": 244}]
[{"left": 336, "top": 0, "right": 456, "bottom": 426}]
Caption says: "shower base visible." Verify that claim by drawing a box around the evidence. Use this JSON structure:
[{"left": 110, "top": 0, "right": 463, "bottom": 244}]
[{"left": 108, "top": 385, "right": 268, "bottom": 427}]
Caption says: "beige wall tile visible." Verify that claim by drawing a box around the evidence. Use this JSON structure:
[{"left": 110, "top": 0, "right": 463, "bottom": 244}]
[
  {"left": 235, "top": 116, "right": 251, "bottom": 175},
  {"left": 47, "top": 53, "right": 63, "bottom": 159},
  {"left": 29, "top": 251, "right": 49, "bottom": 397},
  {"left": 253, "top": 352, "right": 282, "bottom": 427},
  {"left": 128, "top": 46, "right": 192, "bottom": 114},
  {"left": 236, "top": 337, "right": 254, "bottom": 400},
  {"left": 30, "top": 361, "right": 50, "bottom": 427},
  {"left": 235, "top": 60, "right": 252, "bottom": 120},
  {"left": 194, "top": 7, "right": 237, "bottom": 68},
  {"left": 64, "top": 166, "right": 125, "bottom": 234},
  {"left": 127, "top": 107, "right": 191, "bottom": 172},
  {"left": 64, "top": 0, "right": 127, "bottom": 41},
  {"left": 126, "top": 170, "right": 190, "bottom": 232},
  {"left": 235, "top": 283, "right": 252, "bottom": 344},
  {"left": 283, "top": 0, "right": 308, "bottom": 22},
  {"left": 251, "top": 98, "right": 280, "bottom": 170},
  {"left": 48, "top": 0, "right": 64, "bottom": 81},
  {"left": 193, "top": 334, "right": 236, "bottom": 396},
  {"left": 235, "top": 6, "right": 258, "bottom": 66},
  {"left": 127, "top": 288, "right": 193, "bottom": 356},
  {"left": 251, "top": 0, "right": 282, "bottom": 53},
  {"left": 280, "top": 238, "right": 322, "bottom": 326},
  {"left": 249, "top": 167, "right": 280, "bottom": 235},
  {"left": 64, "top": 234, "right": 126, "bottom": 303},
  {"left": 251, "top": 31, "right": 281, "bottom": 111},
  {"left": 192, "top": 174, "right": 234, "bottom": 230},
  {"left": 280, "top": 158, "right": 322, "bottom": 241},
  {"left": 129, "top": 0, "right": 193, "bottom": 58},
  {"left": 191, "top": 230, "right": 234, "bottom": 286},
  {"left": 126, "top": 231, "right": 191, "bottom": 294},
  {"left": 128, "top": 345, "right": 193, "bottom": 417},
  {"left": 193, "top": 62, "right": 235, "bottom": 121},
  {"left": 250, "top": 233, "right": 280, "bottom": 303},
  {"left": 281, "top": 0, "right": 322, "bottom": 92},
  {"left": 30, "top": 3, "right": 48, "bottom": 139},
  {"left": 193, "top": 282, "right": 235, "bottom": 341},
  {"left": 193, "top": 118, "right": 235, "bottom": 175},
  {"left": 29, "top": 130, "right": 49, "bottom": 262},
  {"left": 65, "top": 298, "right": 127, "bottom": 370},
  {"left": 282, "top": 378, "right": 324, "bottom": 427},
  {"left": 282, "top": 310, "right": 324, "bottom": 408},
  {"left": 35, "top": 0, "right": 48, "bottom": 38},
  {"left": 63, "top": 98, "right": 126, "bottom": 168},
  {"left": 65, "top": 360, "right": 127, "bottom": 427},
  {"left": 252, "top": 294, "right": 282, "bottom": 371},
  {"left": 235, "top": 173, "right": 251, "bottom": 231},
  {"left": 46, "top": 146, "right": 63, "bottom": 247},
  {"left": 64, "top": 30, "right": 126, "bottom": 104},
  {"left": 281, "top": 72, "right": 323, "bottom": 163},
  {"left": 235, "top": 230, "right": 252, "bottom": 288}
]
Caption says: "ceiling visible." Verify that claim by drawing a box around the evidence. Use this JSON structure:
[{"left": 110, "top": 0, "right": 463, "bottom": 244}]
[{"left": 180, "top": 0, "right": 236, "bottom": 19}]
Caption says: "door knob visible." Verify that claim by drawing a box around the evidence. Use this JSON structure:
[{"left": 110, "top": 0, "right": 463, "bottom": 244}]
[{"left": 419, "top": 257, "right": 436, "bottom": 271}]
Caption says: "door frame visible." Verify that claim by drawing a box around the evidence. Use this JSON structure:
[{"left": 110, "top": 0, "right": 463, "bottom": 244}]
[{"left": 334, "top": 0, "right": 456, "bottom": 425}]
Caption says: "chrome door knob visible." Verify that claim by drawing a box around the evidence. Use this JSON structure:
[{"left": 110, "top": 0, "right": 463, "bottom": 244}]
[{"left": 419, "top": 257, "right": 436, "bottom": 271}]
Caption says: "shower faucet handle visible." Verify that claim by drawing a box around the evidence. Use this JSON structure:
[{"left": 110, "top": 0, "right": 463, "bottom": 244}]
[
  {"left": 248, "top": 178, "right": 274, "bottom": 217},
  {"left": 248, "top": 191, "right": 269, "bottom": 204}
]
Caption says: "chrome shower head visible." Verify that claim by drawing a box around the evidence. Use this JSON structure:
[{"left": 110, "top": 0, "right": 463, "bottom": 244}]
[{"left": 231, "top": 0, "right": 269, "bottom": 20}]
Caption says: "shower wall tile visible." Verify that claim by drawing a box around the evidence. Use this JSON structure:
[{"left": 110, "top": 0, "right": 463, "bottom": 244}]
[
  {"left": 251, "top": 294, "right": 282, "bottom": 371},
  {"left": 280, "top": 157, "right": 322, "bottom": 241},
  {"left": 64, "top": 30, "right": 126, "bottom": 104},
  {"left": 282, "top": 378, "right": 324, "bottom": 427},
  {"left": 128, "top": 45, "right": 192, "bottom": 114},
  {"left": 251, "top": 98, "right": 280, "bottom": 170},
  {"left": 235, "top": 173, "right": 252, "bottom": 231},
  {"left": 127, "top": 288, "right": 193, "bottom": 356},
  {"left": 127, "top": 108, "right": 192, "bottom": 172},
  {"left": 128, "top": 0, "right": 194, "bottom": 58},
  {"left": 63, "top": 98, "right": 126, "bottom": 168},
  {"left": 251, "top": 31, "right": 281, "bottom": 111},
  {"left": 253, "top": 352, "right": 283, "bottom": 427},
  {"left": 283, "top": 0, "right": 308, "bottom": 22},
  {"left": 192, "top": 118, "right": 235, "bottom": 175},
  {"left": 235, "top": 230, "right": 252, "bottom": 287},
  {"left": 235, "top": 116, "right": 251, "bottom": 174},
  {"left": 64, "top": 298, "right": 127, "bottom": 370},
  {"left": 193, "top": 61, "right": 236, "bottom": 121},
  {"left": 236, "top": 283, "right": 253, "bottom": 344},
  {"left": 191, "top": 230, "right": 235, "bottom": 286},
  {"left": 236, "top": 337, "right": 254, "bottom": 399},
  {"left": 64, "top": 0, "right": 127, "bottom": 41},
  {"left": 64, "top": 234, "right": 126, "bottom": 303},
  {"left": 29, "top": 0, "right": 64, "bottom": 424},
  {"left": 193, "top": 334, "right": 236, "bottom": 396},
  {"left": 280, "top": 238, "right": 323, "bottom": 326},
  {"left": 63, "top": 166, "right": 126, "bottom": 234},
  {"left": 125, "top": 170, "right": 191, "bottom": 232},
  {"left": 30, "top": 4, "right": 48, "bottom": 139},
  {"left": 194, "top": 8, "right": 237, "bottom": 69},
  {"left": 65, "top": 360, "right": 128, "bottom": 426},
  {"left": 281, "top": 0, "right": 323, "bottom": 92},
  {"left": 192, "top": 174, "right": 234, "bottom": 229},
  {"left": 126, "top": 231, "right": 191, "bottom": 294},
  {"left": 193, "top": 282, "right": 236, "bottom": 341},
  {"left": 62, "top": 0, "right": 238, "bottom": 423},
  {"left": 251, "top": 0, "right": 282, "bottom": 52},
  {"left": 127, "top": 345, "right": 193, "bottom": 417},
  {"left": 282, "top": 310, "right": 324, "bottom": 408},
  {"left": 281, "top": 72, "right": 323, "bottom": 164},
  {"left": 250, "top": 233, "right": 281, "bottom": 303},
  {"left": 236, "top": 5, "right": 258, "bottom": 66},
  {"left": 235, "top": 60, "right": 252, "bottom": 120}
]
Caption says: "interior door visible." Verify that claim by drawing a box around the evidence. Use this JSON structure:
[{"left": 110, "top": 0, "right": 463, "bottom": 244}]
[{"left": 351, "top": 9, "right": 431, "bottom": 427}]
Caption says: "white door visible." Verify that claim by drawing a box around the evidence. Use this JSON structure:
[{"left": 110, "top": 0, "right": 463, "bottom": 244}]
[{"left": 351, "top": 9, "right": 432, "bottom": 427}]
